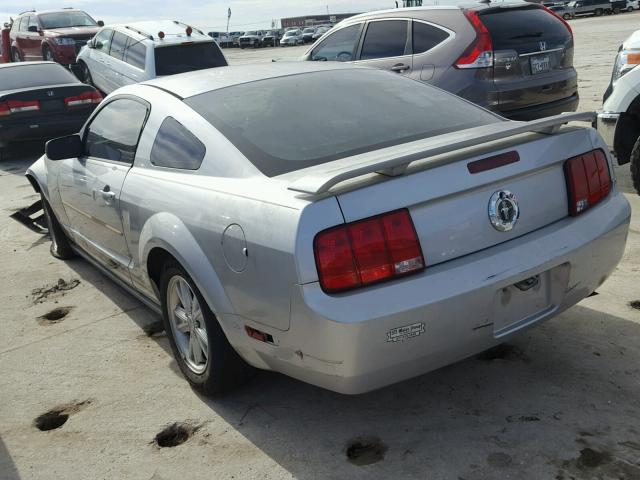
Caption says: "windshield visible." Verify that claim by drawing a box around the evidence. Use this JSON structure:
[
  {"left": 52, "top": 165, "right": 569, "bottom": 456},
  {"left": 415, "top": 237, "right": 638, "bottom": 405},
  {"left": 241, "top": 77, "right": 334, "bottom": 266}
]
[
  {"left": 284, "top": 31, "right": 296, "bottom": 37},
  {"left": 244, "top": 31, "right": 257, "bottom": 36},
  {"left": 185, "top": 69, "right": 500, "bottom": 177},
  {"left": 39, "top": 11, "right": 96, "bottom": 29},
  {"left": 154, "top": 42, "right": 227, "bottom": 76},
  {"left": 0, "top": 63, "right": 78, "bottom": 90},
  {"left": 303, "top": 28, "right": 314, "bottom": 33}
]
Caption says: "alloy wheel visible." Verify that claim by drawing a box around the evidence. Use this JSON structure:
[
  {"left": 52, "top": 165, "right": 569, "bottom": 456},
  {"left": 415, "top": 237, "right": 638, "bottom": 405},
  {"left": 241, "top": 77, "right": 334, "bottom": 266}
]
[{"left": 167, "top": 275, "right": 209, "bottom": 374}]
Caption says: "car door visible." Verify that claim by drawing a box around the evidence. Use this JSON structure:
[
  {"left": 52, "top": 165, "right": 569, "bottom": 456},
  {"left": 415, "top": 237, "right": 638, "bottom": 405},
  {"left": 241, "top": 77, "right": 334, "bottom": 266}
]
[
  {"left": 24, "top": 15, "right": 42, "bottom": 60},
  {"left": 15, "top": 17, "right": 30, "bottom": 59},
  {"left": 57, "top": 97, "right": 150, "bottom": 284},
  {"left": 105, "top": 31, "right": 134, "bottom": 91},
  {"left": 355, "top": 19, "right": 412, "bottom": 75},
  {"left": 86, "top": 28, "right": 114, "bottom": 93},
  {"left": 121, "top": 37, "right": 147, "bottom": 83},
  {"left": 308, "top": 23, "right": 364, "bottom": 62}
]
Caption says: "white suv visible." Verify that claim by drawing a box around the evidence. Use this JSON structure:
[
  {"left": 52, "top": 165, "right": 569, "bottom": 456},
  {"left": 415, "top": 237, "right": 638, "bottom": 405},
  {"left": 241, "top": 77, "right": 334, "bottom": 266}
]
[{"left": 76, "top": 20, "right": 227, "bottom": 94}]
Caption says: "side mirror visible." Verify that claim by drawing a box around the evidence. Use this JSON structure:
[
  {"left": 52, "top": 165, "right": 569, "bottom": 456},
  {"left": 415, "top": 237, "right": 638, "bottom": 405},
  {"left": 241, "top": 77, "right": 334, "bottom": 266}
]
[
  {"left": 28, "top": 25, "right": 39, "bottom": 33},
  {"left": 97, "top": 20, "right": 104, "bottom": 27},
  {"left": 46, "top": 134, "right": 83, "bottom": 161}
]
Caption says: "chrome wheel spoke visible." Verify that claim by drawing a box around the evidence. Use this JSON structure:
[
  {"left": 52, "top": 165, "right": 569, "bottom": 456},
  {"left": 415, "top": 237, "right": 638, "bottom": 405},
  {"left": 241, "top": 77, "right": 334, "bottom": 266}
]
[
  {"left": 173, "top": 307, "right": 190, "bottom": 333},
  {"left": 194, "top": 327, "right": 208, "bottom": 357},
  {"left": 176, "top": 280, "right": 192, "bottom": 312}
]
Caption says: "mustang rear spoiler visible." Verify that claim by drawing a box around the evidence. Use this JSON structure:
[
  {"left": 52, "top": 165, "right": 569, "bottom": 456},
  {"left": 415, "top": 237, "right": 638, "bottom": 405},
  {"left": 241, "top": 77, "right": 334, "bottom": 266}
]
[{"left": 288, "top": 111, "right": 597, "bottom": 195}]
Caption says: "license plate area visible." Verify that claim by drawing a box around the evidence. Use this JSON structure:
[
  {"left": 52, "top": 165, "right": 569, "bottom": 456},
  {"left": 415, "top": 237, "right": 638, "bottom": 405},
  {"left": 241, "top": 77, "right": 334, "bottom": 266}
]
[
  {"left": 492, "top": 264, "right": 570, "bottom": 337},
  {"left": 530, "top": 54, "right": 551, "bottom": 75},
  {"left": 40, "top": 99, "right": 64, "bottom": 112}
]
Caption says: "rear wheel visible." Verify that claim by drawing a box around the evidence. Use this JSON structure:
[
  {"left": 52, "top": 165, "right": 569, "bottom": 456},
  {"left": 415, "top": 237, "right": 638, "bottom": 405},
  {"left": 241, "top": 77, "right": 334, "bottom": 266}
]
[
  {"left": 563, "top": 13, "right": 572, "bottom": 19},
  {"left": 630, "top": 136, "right": 640, "bottom": 195},
  {"left": 42, "top": 194, "right": 76, "bottom": 259},
  {"left": 595, "top": 8, "right": 603, "bottom": 15},
  {"left": 628, "top": 6, "right": 634, "bottom": 11},
  {"left": 160, "top": 261, "right": 254, "bottom": 395},
  {"left": 43, "top": 46, "right": 55, "bottom": 62},
  {"left": 613, "top": 7, "right": 621, "bottom": 13},
  {"left": 11, "top": 48, "right": 22, "bottom": 62}
]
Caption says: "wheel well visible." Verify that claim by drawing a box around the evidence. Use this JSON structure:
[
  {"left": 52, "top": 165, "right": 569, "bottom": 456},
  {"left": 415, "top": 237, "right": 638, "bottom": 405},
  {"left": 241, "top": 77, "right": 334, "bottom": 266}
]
[
  {"left": 25, "top": 174, "right": 41, "bottom": 193},
  {"left": 146, "top": 247, "right": 178, "bottom": 291},
  {"left": 615, "top": 95, "right": 640, "bottom": 165}
]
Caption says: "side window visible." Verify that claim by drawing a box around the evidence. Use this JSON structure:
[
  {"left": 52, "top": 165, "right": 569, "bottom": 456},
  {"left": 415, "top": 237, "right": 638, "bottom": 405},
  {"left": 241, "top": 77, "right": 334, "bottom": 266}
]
[
  {"left": 150, "top": 117, "right": 205, "bottom": 170},
  {"left": 360, "top": 20, "right": 408, "bottom": 61},
  {"left": 311, "top": 24, "right": 361, "bottom": 62},
  {"left": 412, "top": 21, "right": 450, "bottom": 55},
  {"left": 85, "top": 98, "right": 148, "bottom": 163},
  {"left": 28, "top": 16, "right": 39, "bottom": 31},
  {"left": 19, "top": 17, "right": 29, "bottom": 32},
  {"left": 94, "top": 28, "right": 113, "bottom": 52},
  {"left": 124, "top": 38, "right": 146, "bottom": 69},
  {"left": 109, "top": 31, "right": 128, "bottom": 61}
]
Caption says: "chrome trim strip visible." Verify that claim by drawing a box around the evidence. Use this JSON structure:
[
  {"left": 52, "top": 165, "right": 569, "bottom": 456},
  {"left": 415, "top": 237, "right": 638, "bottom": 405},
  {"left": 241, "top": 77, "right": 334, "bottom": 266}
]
[{"left": 519, "top": 47, "right": 564, "bottom": 57}]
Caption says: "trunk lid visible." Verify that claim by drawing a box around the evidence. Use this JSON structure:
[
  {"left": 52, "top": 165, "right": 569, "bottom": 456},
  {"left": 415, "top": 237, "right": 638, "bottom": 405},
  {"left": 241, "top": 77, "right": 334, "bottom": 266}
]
[
  {"left": 0, "top": 84, "right": 97, "bottom": 118},
  {"left": 332, "top": 127, "right": 592, "bottom": 268},
  {"left": 479, "top": 5, "right": 576, "bottom": 112}
]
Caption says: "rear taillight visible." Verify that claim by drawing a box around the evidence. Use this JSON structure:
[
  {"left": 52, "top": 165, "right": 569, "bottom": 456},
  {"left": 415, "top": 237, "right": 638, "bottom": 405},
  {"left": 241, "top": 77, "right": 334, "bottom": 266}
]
[
  {"left": 3, "top": 100, "right": 40, "bottom": 114},
  {"left": 314, "top": 209, "right": 425, "bottom": 293},
  {"left": 542, "top": 5, "right": 573, "bottom": 36},
  {"left": 564, "top": 149, "right": 611, "bottom": 216},
  {"left": 455, "top": 10, "right": 493, "bottom": 69},
  {"left": 65, "top": 90, "right": 102, "bottom": 108}
]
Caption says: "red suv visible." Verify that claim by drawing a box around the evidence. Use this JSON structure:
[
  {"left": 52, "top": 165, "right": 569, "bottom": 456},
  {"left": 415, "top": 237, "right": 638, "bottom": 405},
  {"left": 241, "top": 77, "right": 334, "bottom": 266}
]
[{"left": 9, "top": 9, "right": 103, "bottom": 65}]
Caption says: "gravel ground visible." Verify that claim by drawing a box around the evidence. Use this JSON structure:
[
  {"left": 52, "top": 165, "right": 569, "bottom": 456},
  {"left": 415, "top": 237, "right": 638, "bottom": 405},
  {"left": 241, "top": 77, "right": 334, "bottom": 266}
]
[{"left": 0, "top": 13, "right": 639, "bottom": 480}]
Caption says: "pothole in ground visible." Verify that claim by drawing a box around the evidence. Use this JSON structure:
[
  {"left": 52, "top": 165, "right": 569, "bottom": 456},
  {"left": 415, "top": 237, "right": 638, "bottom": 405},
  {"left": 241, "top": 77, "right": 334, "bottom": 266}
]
[
  {"left": 345, "top": 436, "right": 387, "bottom": 466},
  {"left": 38, "top": 306, "right": 73, "bottom": 325},
  {"left": 629, "top": 300, "right": 640, "bottom": 311},
  {"left": 154, "top": 422, "right": 199, "bottom": 448},
  {"left": 33, "top": 399, "right": 92, "bottom": 432}
]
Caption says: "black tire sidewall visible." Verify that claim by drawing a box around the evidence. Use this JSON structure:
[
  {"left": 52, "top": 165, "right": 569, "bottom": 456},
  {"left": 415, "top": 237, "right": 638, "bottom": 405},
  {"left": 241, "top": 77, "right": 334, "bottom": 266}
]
[
  {"left": 42, "top": 194, "right": 75, "bottom": 259},
  {"left": 630, "top": 136, "right": 640, "bottom": 195}
]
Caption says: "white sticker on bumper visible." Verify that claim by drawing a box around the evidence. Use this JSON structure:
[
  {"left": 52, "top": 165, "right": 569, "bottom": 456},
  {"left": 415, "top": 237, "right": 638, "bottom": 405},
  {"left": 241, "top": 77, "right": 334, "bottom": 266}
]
[{"left": 386, "top": 323, "right": 425, "bottom": 343}]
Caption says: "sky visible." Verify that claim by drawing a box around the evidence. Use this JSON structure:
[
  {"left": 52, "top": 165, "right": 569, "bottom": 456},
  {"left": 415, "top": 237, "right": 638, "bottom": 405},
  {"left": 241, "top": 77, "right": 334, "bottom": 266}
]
[{"left": 1, "top": 0, "right": 417, "bottom": 31}]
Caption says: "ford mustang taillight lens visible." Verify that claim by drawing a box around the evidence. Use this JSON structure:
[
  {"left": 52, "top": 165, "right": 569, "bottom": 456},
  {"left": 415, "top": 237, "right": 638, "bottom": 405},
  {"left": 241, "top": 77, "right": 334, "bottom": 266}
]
[
  {"left": 314, "top": 209, "right": 425, "bottom": 293},
  {"left": 65, "top": 91, "right": 102, "bottom": 108},
  {"left": 564, "top": 149, "right": 611, "bottom": 216}
]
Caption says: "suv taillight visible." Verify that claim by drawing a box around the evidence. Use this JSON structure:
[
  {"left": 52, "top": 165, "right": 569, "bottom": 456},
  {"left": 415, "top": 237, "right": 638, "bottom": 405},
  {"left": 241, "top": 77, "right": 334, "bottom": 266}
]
[
  {"left": 564, "top": 149, "right": 611, "bottom": 216},
  {"left": 64, "top": 90, "right": 102, "bottom": 108},
  {"left": 455, "top": 10, "right": 493, "bottom": 69},
  {"left": 314, "top": 209, "right": 425, "bottom": 293}
]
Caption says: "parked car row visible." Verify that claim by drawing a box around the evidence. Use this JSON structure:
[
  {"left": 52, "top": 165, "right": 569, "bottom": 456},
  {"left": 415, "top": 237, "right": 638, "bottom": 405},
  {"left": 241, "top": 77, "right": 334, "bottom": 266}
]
[
  {"left": 1, "top": 4, "right": 636, "bottom": 397},
  {"left": 548, "top": 0, "right": 634, "bottom": 18}
]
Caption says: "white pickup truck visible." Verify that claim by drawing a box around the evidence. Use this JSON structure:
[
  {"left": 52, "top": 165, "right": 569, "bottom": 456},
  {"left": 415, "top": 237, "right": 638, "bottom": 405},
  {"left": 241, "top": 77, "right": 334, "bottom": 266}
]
[{"left": 597, "top": 29, "right": 640, "bottom": 193}]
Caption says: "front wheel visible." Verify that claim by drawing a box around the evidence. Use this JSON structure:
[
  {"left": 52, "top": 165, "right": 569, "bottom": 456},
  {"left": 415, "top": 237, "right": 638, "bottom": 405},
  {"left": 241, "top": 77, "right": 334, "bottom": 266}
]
[
  {"left": 160, "top": 261, "right": 254, "bottom": 395},
  {"left": 630, "top": 136, "right": 640, "bottom": 195},
  {"left": 42, "top": 194, "right": 76, "bottom": 259},
  {"left": 563, "top": 12, "right": 572, "bottom": 19},
  {"left": 80, "top": 61, "right": 93, "bottom": 86},
  {"left": 595, "top": 8, "right": 603, "bottom": 15},
  {"left": 628, "top": 6, "right": 634, "bottom": 11},
  {"left": 11, "top": 48, "right": 22, "bottom": 62},
  {"left": 43, "top": 46, "right": 55, "bottom": 62}
]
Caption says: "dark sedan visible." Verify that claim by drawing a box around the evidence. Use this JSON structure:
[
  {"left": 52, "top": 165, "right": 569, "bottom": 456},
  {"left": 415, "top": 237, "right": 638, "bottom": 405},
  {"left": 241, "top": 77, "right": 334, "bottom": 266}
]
[{"left": 0, "top": 62, "right": 101, "bottom": 159}]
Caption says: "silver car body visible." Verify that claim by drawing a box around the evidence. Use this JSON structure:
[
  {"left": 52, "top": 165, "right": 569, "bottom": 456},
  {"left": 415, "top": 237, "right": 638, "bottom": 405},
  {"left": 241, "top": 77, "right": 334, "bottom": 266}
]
[{"left": 27, "top": 63, "right": 631, "bottom": 394}]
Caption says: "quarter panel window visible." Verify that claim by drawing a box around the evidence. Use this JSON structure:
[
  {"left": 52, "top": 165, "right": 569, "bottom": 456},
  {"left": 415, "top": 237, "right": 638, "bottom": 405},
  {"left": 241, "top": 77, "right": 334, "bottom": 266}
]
[
  {"left": 85, "top": 98, "right": 148, "bottom": 163},
  {"left": 124, "top": 38, "right": 146, "bottom": 69},
  {"left": 360, "top": 20, "right": 408, "bottom": 61},
  {"left": 412, "top": 21, "right": 450, "bottom": 54},
  {"left": 28, "top": 16, "right": 39, "bottom": 31},
  {"left": 150, "top": 117, "right": 205, "bottom": 170},
  {"left": 109, "top": 31, "right": 128, "bottom": 60},
  {"left": 19, "top": 17, "right": 29, "bottom": 32},
  {"left": 311, "top": 24, "right": 361, "bottom": 62}
]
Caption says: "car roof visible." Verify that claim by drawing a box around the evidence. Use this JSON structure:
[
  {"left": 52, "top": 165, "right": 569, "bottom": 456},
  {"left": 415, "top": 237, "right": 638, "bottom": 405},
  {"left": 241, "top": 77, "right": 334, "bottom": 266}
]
[
  {"left": 141, "top": 62, "right": 367, "bottom": 99},
  {"left": 18, "top": 8, "right": 87, "bottom": 16},
  {"left": 0, "top": 61, "right": 60, "bottom": 70},
  {"left": 110, "top": 20, "right": 211, "bottom": 45}
]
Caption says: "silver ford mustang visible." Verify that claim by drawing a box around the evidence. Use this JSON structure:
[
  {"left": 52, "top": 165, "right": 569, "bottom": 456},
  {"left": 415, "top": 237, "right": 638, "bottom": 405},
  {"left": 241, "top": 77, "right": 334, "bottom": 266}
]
[{"left": 26, "top": 63, "right": 631, "bottom": 395}]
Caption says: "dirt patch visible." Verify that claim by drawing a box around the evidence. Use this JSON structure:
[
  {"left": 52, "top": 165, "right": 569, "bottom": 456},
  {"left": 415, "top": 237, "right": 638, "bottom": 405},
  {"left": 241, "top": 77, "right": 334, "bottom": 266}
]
[
  {"left": 577, "top": 447, "right": 612, "bottom": 468},
  {"left": 506, "top": 414, "right": 541, "bottom": 423},
  {"left": 556, "top": 445, "right": 640, "bottom": 479},
  {"left": 345, "top": 436, "right": 387, "bottom": 466},
  {"left": 629, "top": 300, "right": 640, "bottom": 311},
  {"left": 32, "top": 278, "right": 80, "bottom": 304},
  {"left": 37, "top": 306, "right": 73, "bottom": 325},
  {"left": 476, "top": 343, "right": 530, "bottom": 362},
  {"left": 33, "top": 399, "right": 92, "bottom": 432},
  {"left": 154, "top": 422, "right": 199, "bottom": 448},
  {"left": 487, "top": 452, "right": 512, "bottom": 468}
]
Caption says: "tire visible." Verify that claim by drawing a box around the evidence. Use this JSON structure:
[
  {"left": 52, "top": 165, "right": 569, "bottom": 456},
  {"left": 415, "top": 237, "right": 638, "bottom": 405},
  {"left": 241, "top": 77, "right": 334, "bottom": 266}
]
[
  {"left": 614, "top": 7, "right": 621, "bottom": 13},
  {"left": 43, "top": 46, "right": 55, "bottom": 62},
  {"left": 11, "top": 48, "right": 22, "bottom": 62},
  {"left": 160, "top": 261, "right": 254, "bottom": 395},
  {"left": 628, "top": 6, "right": 634, "bottom": 11},
  {"left": 563, "top": 13, "right": 572, "bottom": 19},
  {"left": 630, "top": 135, "right": 640, "bottom": 195},
  {"left": 42, "top": 194, "right": 76, "bottom": 259},
  {"left": 79, "top": 61, "right": 93, "bottom": 86},
  {"left": 595, "top": 8, "right": 603, "bottom": 15}
]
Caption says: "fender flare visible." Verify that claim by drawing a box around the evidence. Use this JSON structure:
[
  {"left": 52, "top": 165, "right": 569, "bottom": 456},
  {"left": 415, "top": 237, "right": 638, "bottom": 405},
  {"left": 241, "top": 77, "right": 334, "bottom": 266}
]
[
  {"left": 138, "top": 212, "right": 235, "bottom": 317},
  {"left": 25, "top": 156, "right": 49, "bottom": 200}
]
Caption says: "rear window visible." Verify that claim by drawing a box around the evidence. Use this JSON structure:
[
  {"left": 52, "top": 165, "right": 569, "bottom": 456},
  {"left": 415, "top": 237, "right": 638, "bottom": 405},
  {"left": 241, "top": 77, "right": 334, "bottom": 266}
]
[
  {"left": 154, "top": 42, "right": 227, "bottom": 76},
  {"left": 480, "top": 7, "right": 571, "bottom": 51},
  {"left": 0, "top": 64, "right": 78, "bottom": 90},
  {"left": 184, "top": 69, "right": 499, "bottom": 177}
]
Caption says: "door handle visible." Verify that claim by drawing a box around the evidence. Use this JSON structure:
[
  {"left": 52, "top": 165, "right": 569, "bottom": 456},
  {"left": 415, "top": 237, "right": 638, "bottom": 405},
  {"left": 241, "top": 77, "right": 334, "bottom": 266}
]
[
  {"left": 100, "top": 186, "right": 116, "bottom": 204},
  {"left": 391, "top": 63, "right": 410, "bottom": 72}
]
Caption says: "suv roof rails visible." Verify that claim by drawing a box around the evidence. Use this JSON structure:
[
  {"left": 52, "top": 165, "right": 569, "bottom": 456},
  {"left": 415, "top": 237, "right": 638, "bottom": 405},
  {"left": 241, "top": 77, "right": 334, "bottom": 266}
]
[
  {"left": 18, "top": 10, "right": 36, "bottom": 16},
  {"left": 172, "top": 20, "right": 204, "bottom": 35},
  {"left": 125, "top": 25, "right": 154, "bottom": 40}
]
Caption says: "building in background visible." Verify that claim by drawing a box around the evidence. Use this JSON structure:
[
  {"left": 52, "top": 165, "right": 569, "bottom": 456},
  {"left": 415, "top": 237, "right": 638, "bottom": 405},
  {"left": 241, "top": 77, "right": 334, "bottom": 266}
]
[{"left": 280, "top": 13, "right": 358, "bottom": 28}]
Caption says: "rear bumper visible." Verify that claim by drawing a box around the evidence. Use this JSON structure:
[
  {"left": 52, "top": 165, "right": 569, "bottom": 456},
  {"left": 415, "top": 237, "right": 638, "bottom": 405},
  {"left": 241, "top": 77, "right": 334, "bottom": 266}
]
[
  {"left": 499, "top": 94, "right": 580, "bottom": 121},
  {"left": 223, "top": 191, "right": 630, "bottom": 394},
  {"left": 0, "top": 113, "right": 89, "bottom": 146}
]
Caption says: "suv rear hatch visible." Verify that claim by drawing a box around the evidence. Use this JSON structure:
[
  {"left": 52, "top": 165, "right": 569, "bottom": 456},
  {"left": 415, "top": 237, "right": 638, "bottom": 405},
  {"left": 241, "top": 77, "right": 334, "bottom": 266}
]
[{"left": 478, "top": 4, "right": 577, "bottom": 116}]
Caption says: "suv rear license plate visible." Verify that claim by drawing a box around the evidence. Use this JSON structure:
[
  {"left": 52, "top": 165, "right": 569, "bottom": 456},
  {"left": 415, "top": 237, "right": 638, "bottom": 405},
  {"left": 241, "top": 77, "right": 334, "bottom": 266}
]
[{"left": 530, "top": 55, "right": 551, "bottom": 75}]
